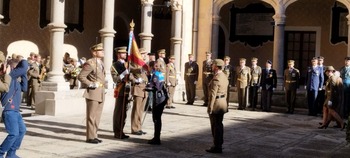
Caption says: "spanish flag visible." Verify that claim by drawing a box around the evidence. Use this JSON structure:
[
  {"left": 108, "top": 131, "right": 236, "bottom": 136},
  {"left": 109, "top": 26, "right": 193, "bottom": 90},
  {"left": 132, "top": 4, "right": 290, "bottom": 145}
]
[{"left": 127, "top": 30, "right": 148, "bottom": 70}]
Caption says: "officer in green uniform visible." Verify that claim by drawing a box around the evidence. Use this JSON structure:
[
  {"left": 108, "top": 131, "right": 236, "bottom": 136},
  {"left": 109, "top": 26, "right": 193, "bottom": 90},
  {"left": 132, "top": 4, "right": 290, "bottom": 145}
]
[
  {"left": 284, "top": 60, "right": 300, "bottom": 114},
  {"left": 235, "top": 58, "right": 251, "bottom": 110},
  {"left": 202, "top": 52, "right": 214, "bottom": 106}
]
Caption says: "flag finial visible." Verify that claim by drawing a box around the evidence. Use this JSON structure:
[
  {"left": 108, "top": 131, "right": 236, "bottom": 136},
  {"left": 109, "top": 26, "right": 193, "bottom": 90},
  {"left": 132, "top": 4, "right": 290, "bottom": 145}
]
[{"left": 130, "top": 20, "right": 135, "bottom": 31}]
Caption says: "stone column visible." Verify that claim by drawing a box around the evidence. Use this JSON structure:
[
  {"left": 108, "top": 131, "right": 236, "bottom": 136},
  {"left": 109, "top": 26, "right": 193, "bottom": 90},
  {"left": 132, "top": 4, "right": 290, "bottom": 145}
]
[
  {"left": 99, "top": 0, "right": 116, "bottom": 89},
  {"left": 46, "top": 0, "right": 68, "bottom": 90},
  {"left": 139, "top": 0, "right": 154, "bottom": 53},
  {"left": 170, "top": 0, "right": 182, "bottom": 71},
  {"left": 273, "top": 14, "right": 286, "bottom": 90},
  {"left": 211, "top": 15, "right": 221, "bottom": 59}
]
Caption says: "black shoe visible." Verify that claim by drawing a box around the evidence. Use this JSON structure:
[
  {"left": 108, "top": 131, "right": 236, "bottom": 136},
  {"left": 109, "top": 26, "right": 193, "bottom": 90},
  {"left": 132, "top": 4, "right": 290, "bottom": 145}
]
[
  {"left": 341, "top": 123, "right": 347, "bottom": 131},
  {"left": 186, "top": 102, "right": 193, "bottom": 105},
  {"left": 132, "top": 131, "right": 143, "bottom": 135},
  {"left": 148, "top": 138, "right": 161, "bottom": 145},
  {"left": 115, "top": 134, "right": 130, "bottom": 139},
  {"left": 202, "top": 103, "right": 208, "bottom": 107},
  {"left": 170, "top": 106, "right": 175, "bottom": 109},
  {"left": 205, "top": 147, "right": 222, "bottom": 153},
  {"left": 165, "top": 106, "right": 171, "bottom": 109},
  {"left": 318, "top": 124, "right": 328, "bottom": 129},
  {"left": 94, "top": 138, "right": 102, "bottom": 143},
  {"left": 86, "top": 139, "right": 99, "bottom": 144}
]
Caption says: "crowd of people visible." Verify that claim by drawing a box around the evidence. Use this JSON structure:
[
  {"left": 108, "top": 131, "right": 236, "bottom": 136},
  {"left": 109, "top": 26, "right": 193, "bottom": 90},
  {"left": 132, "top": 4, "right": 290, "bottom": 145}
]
[{"left": 1, "top": 43, "right": 350, "bottom": 156}]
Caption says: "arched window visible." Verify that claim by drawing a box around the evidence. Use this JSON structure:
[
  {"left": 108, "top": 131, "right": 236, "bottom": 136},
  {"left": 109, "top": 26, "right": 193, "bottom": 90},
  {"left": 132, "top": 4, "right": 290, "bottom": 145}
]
[
  {"left": 0, "top": 0, "right": 10, "bottom": 24},
  {"left": 40, "top": 0, "right": 84, "bottom": 33}
]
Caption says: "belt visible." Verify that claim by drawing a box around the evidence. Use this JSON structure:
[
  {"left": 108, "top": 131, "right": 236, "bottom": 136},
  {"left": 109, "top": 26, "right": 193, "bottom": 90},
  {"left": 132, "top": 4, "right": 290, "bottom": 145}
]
[
  {"left": 203, "top": 72, "right": 212, "bottom": 75},
  {"left": 216, "top": 94, "right": 225, "bottom": 99},
  {"left": 186, "top": 73, "right": 196, "bottom": 76},
  {"left": 169, "top": 76, "right": 176, "bottom": 78},
  {"left": 285, "top": 80, "right": 296, "bottom": 83}
]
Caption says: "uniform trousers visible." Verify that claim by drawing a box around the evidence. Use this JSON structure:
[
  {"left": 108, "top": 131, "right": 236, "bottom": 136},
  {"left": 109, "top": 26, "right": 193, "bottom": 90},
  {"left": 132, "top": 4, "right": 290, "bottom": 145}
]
[
  {"left": 0, "top": 111, "right": 26, "bottom": 158},
  {"left": 316, "top": 90, "right": 325, "bottom": 114},
  {"left": 307, "top": 90, "right": 318, "bottom": 116},
  {"left": 131, "top": 95, "right": 146, "bottom": 133},
  {"left": 285, "top": 89, "right": 297, "bottom": 113},
  {"left": 344, "top": 91, "right": 350, "bottom": 118},
  {"left": 86, "top": 99, "right": 104, "bottom": 140},
  {"left": 27, "top": 79, "right": 40, "bottom": 107},
  {"left": 185, "top": 79, "right": 196, "bottom": 104},
  {"left": 261, "top": 89, "right": 273, "bottom": 111},
  {"left": 113, "top": 95, "right": 128, "bottom": 137},
  {"left": 249, "top": 86, "right": 259, "bottom": 109},
  {"left": 167, "top": 86, "right": 175, "bottom": 107},
  {"left": 209, "top": 113, "right": 224, "bottom": 149},
  {"left": 152, "top": 100, "right": 166, "bottom": 140},
  {"left": 202, "top": 76, "right": 212, "bottom": 104},
  {"left": 237, "top": 87, "right": 248, "bottom": 109}
]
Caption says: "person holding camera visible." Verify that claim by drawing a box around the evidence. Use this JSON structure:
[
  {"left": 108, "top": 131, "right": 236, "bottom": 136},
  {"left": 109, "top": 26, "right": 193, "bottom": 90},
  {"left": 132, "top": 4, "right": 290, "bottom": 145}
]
[
  {"left": 78, "top": 43, "right": 106, "bottom": 144},
  {"left": 0, "top": 52, "right": 28, "bottom": 158}
]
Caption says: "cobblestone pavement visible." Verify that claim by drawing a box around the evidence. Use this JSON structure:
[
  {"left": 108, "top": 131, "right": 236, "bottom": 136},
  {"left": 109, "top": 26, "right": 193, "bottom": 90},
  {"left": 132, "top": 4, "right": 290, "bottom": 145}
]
[{"left": 0, "top": 101, "right": 349, "bottom": 158}]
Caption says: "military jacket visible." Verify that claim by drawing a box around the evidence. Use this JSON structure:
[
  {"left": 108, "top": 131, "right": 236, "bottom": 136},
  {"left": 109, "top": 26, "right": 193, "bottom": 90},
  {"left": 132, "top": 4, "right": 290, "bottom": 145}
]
[
  {"left": 235, "top": 66, "right": 251, "bottom": 88},
  {"left": 284, "top": 67, "right": 300, "bottom": 90},
  {"left": 261, "top": 68, "right": 277, "bottom": 90},
  {"left": 324, "top": 75, "right": 343, "bottom": 109},
  {"left": 223, "top": 64, "right": 234, "bottom": 87},
  {"left": 111, "top": 60, "right": 128, "bottom": 97},
  {"left": 78, "top": 58, "right": 106, "bottom": 102},
  {"left": 208, "top": 72, "right": 229, "bottom": 114},
  {"left": 306, "top": 66, "right": 324, "bottom": 91},
  {"left": 129, "top": 67, "right": 148, "bottom": 98},
  {"left": 157, "top": 58, "right": 167, "bottom": 75},
  {"left": 184, "top": 61, "right": 199, "bottom": 82},
  {"left": 250, "top": 66, "right": 262, "bottom": 86},
  {"left": 202, "top": 60, "right": 214, "bottom": 80},
  {"left": 166, "top": 63, "right": 177, "bottom": 86}
]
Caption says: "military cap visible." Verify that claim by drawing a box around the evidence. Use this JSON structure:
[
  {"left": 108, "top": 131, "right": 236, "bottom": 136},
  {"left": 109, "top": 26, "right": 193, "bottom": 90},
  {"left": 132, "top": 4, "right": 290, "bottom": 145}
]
[
  {"left": 345, "top": 57, "right": 350, "bottom": 60},
  {"left": 169, "top": 55, "right": 175, "bottom": 59},
  {"left": 206, "top": 51, "right": 212, "bottom": 55},
  {"left": 251, "top": 57, "right": 258, "bottom": 61},
  {"left": 114, "top": 46, "right": 127, "bottom": 53},
  {"left": 224, "top": 56, "right": 231, "bottom": 60},
  {"left": 29, "top": 52, "right": 37, "bottom": 56},
  {"left": 318, "top": 56, "right": 324, "bottom": 60},
  {"left": 90, "top": 43, "right": 103, "bottom": 51},
  {"left": 188, "top": 54, "right": 194, "bottom": 57},
  {"left": 147, "top": 52, "right": 155, "bottom": 56},
  {"left": 157, "top": 49, "right": 166, "bottom": 54},
  {"left": 139, "top": 48, "right": 147, "bottom": 54},
  {"left": 325, "top": 66, "right": 335, "bottom": 72},
  {"left": 214, "top": 59, "right": 225, "bottom": 67},
  {"left": 287, "top": 60, "right": 295, "bottom": 64},
  {"left": 267, "top": 60, "right": 272, "bottom": 64},
  {"left": 311, "top": 57, "right": 318, "bottom": 61},
  {"left": 239, "top": 58, "right": 246, "bottom": 62},
  {"left": 0, "top": 51, "right": 5, "bottom": 63}
]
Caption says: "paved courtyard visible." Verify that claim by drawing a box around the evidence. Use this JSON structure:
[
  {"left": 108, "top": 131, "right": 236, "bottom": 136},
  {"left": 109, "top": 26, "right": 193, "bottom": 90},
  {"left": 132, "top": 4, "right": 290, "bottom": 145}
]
[{"left": 0, "top": 101, "right": 349, "bottom": 158}]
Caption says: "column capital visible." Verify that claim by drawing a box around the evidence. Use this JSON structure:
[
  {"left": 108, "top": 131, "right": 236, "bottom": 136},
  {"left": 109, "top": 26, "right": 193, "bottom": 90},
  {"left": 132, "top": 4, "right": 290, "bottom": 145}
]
[
  {"left": 141, "top": 0, "right": 154, "bottom": 5},
  {"left": 273, "top": 14, "right": 286, "bottom": 26},
  {"left": 171, "top": 0, "right": 182, "bottom": 11},
  {"left": 171, "top": 37, "right": 182, "bottom": 44}
]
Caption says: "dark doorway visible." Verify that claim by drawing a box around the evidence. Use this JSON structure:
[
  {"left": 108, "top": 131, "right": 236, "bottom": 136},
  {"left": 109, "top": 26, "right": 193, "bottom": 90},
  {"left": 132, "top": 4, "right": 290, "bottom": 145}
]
[
  {"left": 218, "top": 26, "right": 225, "bottom": 59},
  {"left": 284, "top": 31, "right": 316, "bottom": 85}
]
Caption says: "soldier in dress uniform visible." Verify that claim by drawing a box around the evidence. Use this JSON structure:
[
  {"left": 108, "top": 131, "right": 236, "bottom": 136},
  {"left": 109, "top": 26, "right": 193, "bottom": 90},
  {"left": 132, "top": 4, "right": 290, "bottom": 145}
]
[
  {"left": 157, "top": 49, "right": 167, "bottom": 75},
  {"left": 260, "top": 60, "right": 277, "bottom": 112},
  {"left": 68, "top": 58, "right": 81, "bottom": 89},
  {"left": 249, "top": 57, "right": 262, "bottom": 111},
  {"left": 27, "top": 54, "right": 44, "bottom": 109},
  {"left": 340, "top": 57, "right": 350, "bottom": 118},
  {"left": 235, "top": 58, "right": 251, "bottom": 110},
  {"left": 184, "top": 54, "right": 199, "bottom": 105},
  {"left": 129, "top": 48, "right": 148, "bottom": 135},
  {"left": 284, "top": 60, "right": 300, "bottom": 114},
  {"left": 205, "top": 59, "right": 228, "bottom": 154},
  {"left": 111, "top": 46, "right": 130, "bottom": 139},
  {"left": 77, "top": 43, "right": 106, "bottom": 144},
  {"left": 165, "top": 55, "right": 177, "bottom": 109},
  {"left": 305, "top": 57, "right": 324, "bottom": 116},
  {"left": 223, "top": 56, "right": 234, "bottom": 105},
  {"left": 202, "top": 52, "right": 214, "bottom": 107}
]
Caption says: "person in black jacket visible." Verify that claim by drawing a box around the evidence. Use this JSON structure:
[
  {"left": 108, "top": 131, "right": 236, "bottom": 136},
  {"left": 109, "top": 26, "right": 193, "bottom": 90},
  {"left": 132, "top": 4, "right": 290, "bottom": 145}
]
[
  {"left": 260, "top": 60, "right": 277, "bottom": 112},
  {"left": 146, "top": 61, "right": 168, "bottom": 145}
]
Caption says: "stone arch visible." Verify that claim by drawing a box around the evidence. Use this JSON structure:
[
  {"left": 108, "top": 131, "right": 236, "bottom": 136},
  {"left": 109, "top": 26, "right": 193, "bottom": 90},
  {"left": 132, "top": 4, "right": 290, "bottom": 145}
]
[
  {"left": 7, "top": 40, "right": 39, "bottom": 58},
  {"left": 337, "top": 0, "right": 350, "bottom": 11},
  {"left": 63, "top": 44, "right": 79, "bottom": 60},
  {"left": 218, "top": 21, "right": 230, "bottom": 56}
]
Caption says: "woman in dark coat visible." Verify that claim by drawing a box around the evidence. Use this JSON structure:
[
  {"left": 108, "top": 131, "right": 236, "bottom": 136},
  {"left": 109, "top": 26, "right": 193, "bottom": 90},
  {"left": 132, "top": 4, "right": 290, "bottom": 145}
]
[{"left": 146, "top": 61, "right": 168, "bottom": 145}]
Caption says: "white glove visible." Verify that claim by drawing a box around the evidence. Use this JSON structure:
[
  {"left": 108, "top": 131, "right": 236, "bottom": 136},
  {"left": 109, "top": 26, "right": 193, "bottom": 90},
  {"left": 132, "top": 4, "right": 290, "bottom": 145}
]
[
  {"left": 327, "top": 101, "right": 332, "bottom": 106},
  {"left": 259, "top": 87, "right": 262, "bottom": 90},
  {"left": 194, "top": 81, "right": 197, "bottom": 84},
  {"left": 119, "top": 69, "right": 129, "bottom": 80},
  {"left": 273, "top": 88, "right": 276, "bottom": 91},
  {"left": 318, "top": 88, "right": 322, "bottom": 91},
  {"left": 167, "top": 83, "right": 171, "bottom": 86},
  {"left": 304, "top": 86, "right": 307, "bottom": 90},
  {"left": 89, "top": 82, "right": 99, "bottom": 88}
]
